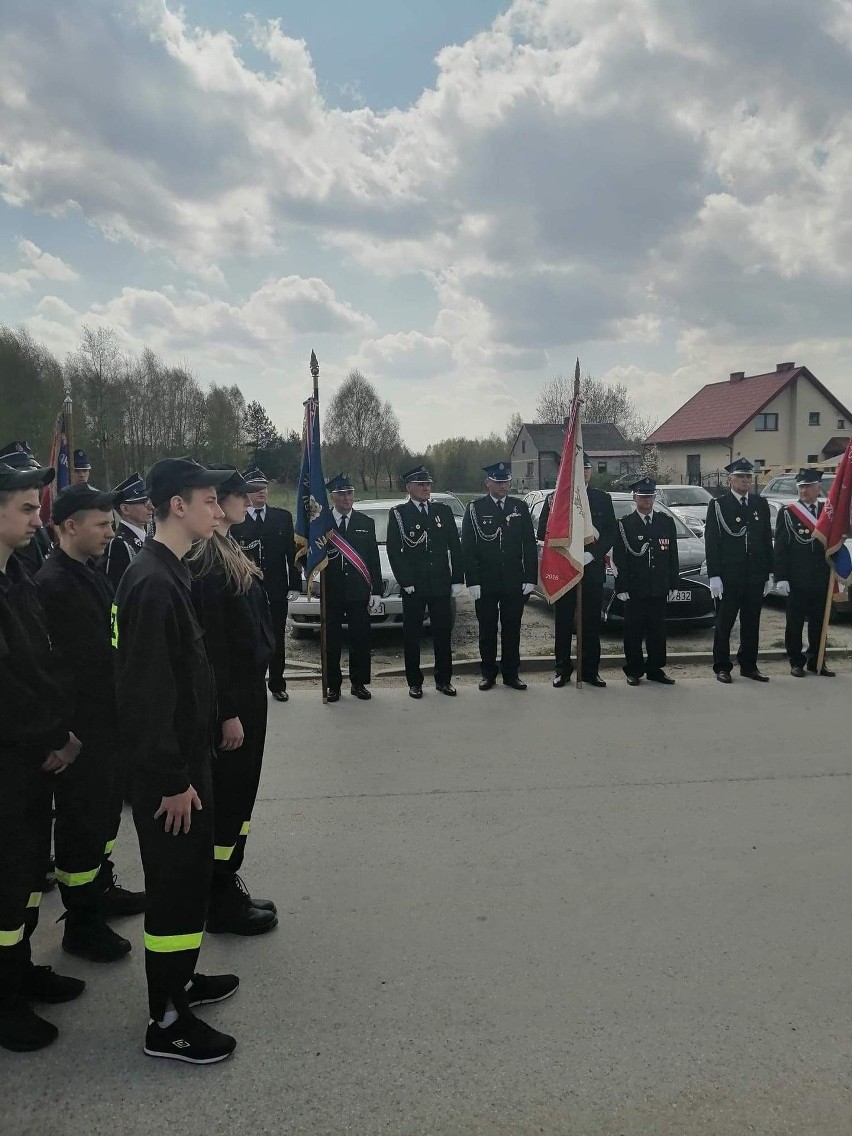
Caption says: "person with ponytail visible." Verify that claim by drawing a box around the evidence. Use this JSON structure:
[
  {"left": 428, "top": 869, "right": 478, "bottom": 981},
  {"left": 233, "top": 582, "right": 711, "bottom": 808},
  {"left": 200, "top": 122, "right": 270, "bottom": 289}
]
[{"left": 189, "top": 466, "right": 278, "bottom": 937}]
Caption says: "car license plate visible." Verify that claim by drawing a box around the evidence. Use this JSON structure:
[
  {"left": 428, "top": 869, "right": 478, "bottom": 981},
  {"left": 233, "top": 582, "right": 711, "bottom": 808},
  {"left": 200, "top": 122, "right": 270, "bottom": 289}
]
[
  {"left": 667, "top": 589, "right": 691, "bottom": 602},
  {"left": 371, "top": 602, "right": 385, "bottom": 616}
]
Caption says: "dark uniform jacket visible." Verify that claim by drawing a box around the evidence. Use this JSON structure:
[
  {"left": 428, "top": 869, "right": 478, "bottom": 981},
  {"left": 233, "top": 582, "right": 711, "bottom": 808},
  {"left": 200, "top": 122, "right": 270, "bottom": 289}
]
[
  {"left": 15, "top": 527, "right": 52, "bottom": 578},
  {"left": 704, "top": 491, "right": 773, "bottom": 582},
  {"left": 773, "top": 502, "right": 830, "bottom": 592},
  {"left": 191, "top": 565, "right": 275, "bottom": 723},
  {"left": 231, "top": 506, "right": 301, "bottom": 609},
  {"left": 386, "top": 499, "right": 463, "bottom": 597},
  {"left": 36, "top": 550, "right": 117, "bottom": 742},
  {"left": 462, "top": 495, "right": 538, "bottom": 592},
  {"left": 537, "top": 485, "right": 617, "bottom": 586},
  {"left": 327, "top": 510, "right": 382, "bottom": 602},
  {"left": 98, "top": 522, "right": 145, "bottom": 591},
  {"left": 113, "top": 539, "right": 217, "bottom": 799},
  {"left": 0, "top": 554, "right": 69, "bottom": 759},
  {"left": 612, "top": 510, "right": 680, "bottom": 598}
]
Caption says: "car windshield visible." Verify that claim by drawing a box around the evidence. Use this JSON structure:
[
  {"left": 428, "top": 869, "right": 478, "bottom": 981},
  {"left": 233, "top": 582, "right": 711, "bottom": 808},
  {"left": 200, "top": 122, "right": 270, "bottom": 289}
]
[
  {"left": 822, "top": 476, "right": 835, "bottom": 494},
  {"left": 612, "top": 498, "right": 694, "bottom": 539},
  {"left": 661, "top": 487, "right": 712, "bottom": 506},
  {"left": 356, "top": 507, "right": 392, "bottom": 543},
  {"left": 433, "top": 493, "right": 465, "bottom": 517}
]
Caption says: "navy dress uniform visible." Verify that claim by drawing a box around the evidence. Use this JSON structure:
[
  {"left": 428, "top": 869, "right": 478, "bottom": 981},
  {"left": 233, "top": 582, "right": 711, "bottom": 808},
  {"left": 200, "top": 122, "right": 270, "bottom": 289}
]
[
  {"left": 773, "top": 468, "right": 834, "bottom": 677},
  {"left": 612, "top": 478, "right": 680, "bottom": 685},
  {"left": 704, "top": 458, "right": 774, "bottom": 682},
  {"left": 386, "top": 466, "right": 464, "bottom": 697},
  {"left": 0, "top": 442, "right": 52, "bottom": 576},
  {"left": 462, "top": 462, "right": 537, "bottom": 690},
  {"left": 98, "top": 473, "right": 151, "bottom": 590},
  {"left": 231, "top": 467, "right": 301, "bottom": 701},
  {"left": 537, "top": 454, "right": 617, "bottom": 687},
  {"left": 324, "top": 473, "right": 382, "bottom": 701}
]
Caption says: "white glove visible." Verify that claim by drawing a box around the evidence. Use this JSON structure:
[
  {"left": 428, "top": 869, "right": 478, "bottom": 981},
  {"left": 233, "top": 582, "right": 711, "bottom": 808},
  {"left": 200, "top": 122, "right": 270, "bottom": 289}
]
[
  {"left": 522, "top": 583, "right": 536, "bottom": 596},
  {"left": 775, "top": 580, "right": 790, "bottom": 598},
  {"left": 368, "top": 595, "right": 382, "bottom": 612},
  {"left": 451, "top": 583, "right": 464, "bottom": 598},
  {"left": 583, "top": 551, "right": 594, "bottom": 565},
  {"left": 286, "top": 590, "right": 301, "bottom": 603},
  {"left": 709, "top": 576, "right": 723, "bottom": 599},
  {"left": 403, "top": 586, "right": 414, "bottom": 594},
  {"left": 468, "top": 585, "right": 481, "bottom": 601},
  {"left": 616, "top": 592, "right": 629, "bottom": 602},
  {"left": 609, "top": 561, "right": 618, "bottom": 578},
  {"left": 763, "top": 575, "right": 774, "bottom": 597}
]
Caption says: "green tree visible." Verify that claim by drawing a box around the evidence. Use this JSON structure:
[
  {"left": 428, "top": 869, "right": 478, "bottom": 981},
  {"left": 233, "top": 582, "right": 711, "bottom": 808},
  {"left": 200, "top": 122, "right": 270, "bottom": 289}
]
[{"left": 0, "top": 326, "right": 65, "bottom": 460}]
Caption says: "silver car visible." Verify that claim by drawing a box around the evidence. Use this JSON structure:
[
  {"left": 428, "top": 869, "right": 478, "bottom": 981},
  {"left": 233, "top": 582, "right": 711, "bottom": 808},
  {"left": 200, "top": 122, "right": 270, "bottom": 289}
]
[{"left": 655, "top": 484, "right": 713, "bottom": 537}]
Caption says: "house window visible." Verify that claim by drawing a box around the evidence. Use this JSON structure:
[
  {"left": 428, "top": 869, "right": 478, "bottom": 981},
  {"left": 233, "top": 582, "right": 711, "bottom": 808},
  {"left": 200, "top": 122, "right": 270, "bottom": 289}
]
[
  {"left": 808, "top": 454, "right": 818, "bottom": 463},
  {"left": 838, "top": 418, "right": 845, "bottom": 429},
  {"left": 809, "top": 412, "right": 821, "bottom": 426},
  {"left": 526, "top": 461, "right": 534, "bottom": 478},
  {"left": 754, "top": 413, "right": 778, "bottom": 432},
  {"left": 753, "top": 459, "right": 765, "bottom": 469},
  {"left": 597, "top": 461, "right": 607, "bottom": 474},
  {"left": 521, "top": 440, "right": 526, "bottom": 454}
]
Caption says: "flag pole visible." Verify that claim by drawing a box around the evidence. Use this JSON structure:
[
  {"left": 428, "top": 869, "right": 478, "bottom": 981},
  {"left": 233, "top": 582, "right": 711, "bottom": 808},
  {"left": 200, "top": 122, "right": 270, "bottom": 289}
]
[
  {"left": 311, "top": 350, "right": 329, "bottom": 704},
  {"left": 816, "top": 568, "right": 835, "bottom": 674},
  {"left": 64, "top": 390, "right": 74, "bottom": 483},
  {"left": 573, "top": 358, "right": 583, "bottom": 690}
]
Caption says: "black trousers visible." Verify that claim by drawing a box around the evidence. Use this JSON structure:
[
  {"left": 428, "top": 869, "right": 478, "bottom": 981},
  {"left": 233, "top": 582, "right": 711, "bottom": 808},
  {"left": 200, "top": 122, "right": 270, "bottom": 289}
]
[
  {"left": 785, "top": 586, "right": 825, "bottom": 668},
  {"left": 132, "top": 760, "right": 213, "bottom": 1021},
  {"left": 326, "top": 595, "right": 372, "bottom": 690},
  {"left": 0, "top": 752, "right": 53, "bottom": 998},
  {"left": 212, "top": 680, "right": 267, "bottom": 888},
  {"left": 713, "top": 576, "right": 765, "bottom": 674},
  {"left": 553, "top": 578, "right": 604, "bottom": 678},
  {"left": 402, "top": 592, "right": 453, "bottom": 686},
  {"left": 475, "top": 590, "right": 525, "bottom": 680},
  {"left": 54, "top": 732, "right": 119, "bottom": 913},
  {"left": 623, "top": 595, "right": 667, "bottom": 678},
  {"left": 267, "top": 599, "right": 289, "bottom": 694}
]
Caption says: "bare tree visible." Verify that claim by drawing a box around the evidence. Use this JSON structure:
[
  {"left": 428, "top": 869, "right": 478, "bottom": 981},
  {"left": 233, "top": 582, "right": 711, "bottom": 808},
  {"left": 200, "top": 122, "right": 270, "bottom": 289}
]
[
  {"left": 535, "top": 371, "right": 657, "bottom": 443},
  {"left": 505, "top": 411, "right": 524, "bottom": 451},
  {"left": 66, "top": 325, "right": 125, "bottom": 485},
  {"left": 326, "top": 370, "right": 395, "bottom": 492}
]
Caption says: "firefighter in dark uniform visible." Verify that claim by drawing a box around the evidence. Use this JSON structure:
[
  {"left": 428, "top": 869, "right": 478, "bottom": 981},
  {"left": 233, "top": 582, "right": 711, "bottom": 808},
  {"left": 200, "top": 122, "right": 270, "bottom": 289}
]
[
  {"left": 386, "top": 466, "right": 464, "bottom": 698},
  {"left": 773, "top": 468, "right": 835, "bottom": 677},
  {"left": 231, "top": 467, "right": 301, "bottom": 702},
  {"left": 612, "top": 476, "right": 679, "bottom": 686},
  {"left": 704, "top": 458, "right": 774, "bottom": 683},
  {"left": 462, "top": 461, "right": 538, "bottom": 691},
  {"left": 0, "top": 453, "right": 84, "bottom": 1053},
  {"left": 324, "top": 473, "right": 383, "bottom": 702},
  {"left": 36, "top": 484, "right": 142, "bottom": 963},
  {"left": 113, "top": 458, "right": 239, "bottom": 1065},
  {"left": 538, "top": 452, "right": 617, "bottom": 688},
  {"left": 0, "top": 442, "right": 52, "bottom": 576},
  {"left": 189, "top": 465, "right": 278, "bottom": 937},
  {"left": 70, "top": 449, "right": 91, "bottom": 485},
  {"left": 99, "top": 472, "right": 153, "bottom": 590}
]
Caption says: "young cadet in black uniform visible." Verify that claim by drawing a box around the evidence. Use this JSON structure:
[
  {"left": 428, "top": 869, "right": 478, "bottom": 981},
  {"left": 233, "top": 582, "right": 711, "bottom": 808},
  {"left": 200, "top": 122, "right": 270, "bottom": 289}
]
[
  {"left": 612, "top": 477, "right": 680, "bottom": 686},
  {"left": 323, "top": 473, "right": 383, "bottom": 702},
  {"left": 99, "top": 472, "right": 153, "bottom": 590},
  {"left": 773, "top": 468, "right": 835, "bottom": 678},
  {"left": 0, "top": 441, "right": 52, "bottom": 577},
  {"left": 231, "top": 467, "right": 301, "bottom": 702},
  {"left": 462, "top": 461, "right": 538, "bottom": 691},
  {"left": 36, "top": 485, "right": 141, "bottom": 964},
  {"left": 386, "top": 466, "right": 464, "bottom": 698},
  {"left": 538, "top": 452, "right": 617, "bottom": 688},
  {"left": 0, "top": 454, "right": 84, "bottom": 1053},
  {"left": 113, "top": 457, "right": 240, "bottom": 1065},
  {"left": 70, "top": 449, "right": 91, "bottom": 485},
  {"left": 704, "top": 458, "right": 774, "bottom": 683},
  {"left": 189, "top": 466, "right": 277, "bottom": 937}
]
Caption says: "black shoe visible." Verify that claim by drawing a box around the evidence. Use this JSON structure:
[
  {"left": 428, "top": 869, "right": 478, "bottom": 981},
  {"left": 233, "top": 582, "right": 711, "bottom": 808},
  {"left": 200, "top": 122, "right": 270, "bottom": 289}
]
[
  {"left": 646, "top": 671, "right": 675, "bottom": 685},
  {"left": 270, "top": 690, "right": 289, "bottom": 702},
  {"left": 807, "top": 664, "right": 836, "bottom": 677},
  {"left": 21, "top": 965, "right": 85, "bottom": 1004},
  {"left": 207, "top": 877, "right": 278, "bottom": 936},
  {"left": 101, "top": 872, "right": 145, "bottom": 919},
  {"left": 408, "top": 685, "right": 423, "bottom": 699},
  {"left": 741, "top": 669, "right": 770, "bottom": 682},
  {"left": 790, "top": 665, "right": 806, "bottom": 678},
  {"left": 228, "top": 873, "right": 277, "bottom": 915},
  {"left": 186, "top": 973, "right": 240, "bottom": 1008},
  {"left": 326, "top": 688, "right": 340, "bottom": 702},
  {"left": 62, "top": 914, "right": 131, "bottom": 963},
  {"left": 716, "top": 672, "right": 733, "bottom": 684},
  {"left": 43, "top": 858, "right": 57, "bottom": 894},
  {"left": 583, "top": 675, "right": 607, "bottom": 688},
  {"left": 0, "top": 996, "right": 58, "bottom": 1052},
  {"left": 478, "top": 677, "right": 496, "bottom": 691},
  {"left": 350, "top": 684, "right": 372, "bottom": 700},
  {"left": 435, "top": 682, "right": 457, "bottom": 696},
  {"left": 626, "top": 676, "right": 641, "bottom": 686},
  {"left": 502, "top": 677, "right": 527, "bottom": 690},
  {"left": 552, "top": 673, "right": 571, "bottom": 688},
  {"left": 144, "top": 1013, "right": 236, "bottom": 1064}
]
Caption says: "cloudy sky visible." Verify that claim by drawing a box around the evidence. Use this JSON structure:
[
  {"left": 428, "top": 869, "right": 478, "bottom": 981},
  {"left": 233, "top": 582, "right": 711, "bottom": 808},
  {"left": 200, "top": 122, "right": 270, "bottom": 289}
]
[{"left": 2, "top": 0, "right": 852, "bottom": 448}]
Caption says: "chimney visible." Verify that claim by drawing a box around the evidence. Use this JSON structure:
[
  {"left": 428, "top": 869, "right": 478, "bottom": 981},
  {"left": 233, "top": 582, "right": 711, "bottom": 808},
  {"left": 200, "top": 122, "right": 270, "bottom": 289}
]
[
  {"left": 729, "top": 371, "right": 745, "bottom": 383},
  {"left": 776, "top": 361, "right": 795, "bottom": 371}
]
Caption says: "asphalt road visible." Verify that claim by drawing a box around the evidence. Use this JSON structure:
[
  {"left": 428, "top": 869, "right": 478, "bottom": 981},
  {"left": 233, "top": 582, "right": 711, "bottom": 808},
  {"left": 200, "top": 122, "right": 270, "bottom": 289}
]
[{"left": 9, "top": 674, "right": 852, "bottom": 1135}]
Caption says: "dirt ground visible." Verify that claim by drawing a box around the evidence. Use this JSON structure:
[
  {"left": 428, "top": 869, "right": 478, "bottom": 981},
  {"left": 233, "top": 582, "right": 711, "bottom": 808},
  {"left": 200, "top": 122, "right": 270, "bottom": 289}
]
[{"left": 286, "top": 592, "right": 852, "bottom": 673}]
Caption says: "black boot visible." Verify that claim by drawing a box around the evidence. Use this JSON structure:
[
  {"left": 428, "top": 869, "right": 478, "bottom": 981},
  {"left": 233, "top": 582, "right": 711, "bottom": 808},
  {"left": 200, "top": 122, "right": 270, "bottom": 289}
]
[
  {"left": 0, "top": 995, "right": 58, "bottom": 1052},
  {"left": 206, "top": 875, "right": 278, "bottom": 936},
  {"left": 62, "top": 911, "right": 132, "bottom": 963},
  {"left": 101, "top": 869, "right": 145, "bottom": 919}
]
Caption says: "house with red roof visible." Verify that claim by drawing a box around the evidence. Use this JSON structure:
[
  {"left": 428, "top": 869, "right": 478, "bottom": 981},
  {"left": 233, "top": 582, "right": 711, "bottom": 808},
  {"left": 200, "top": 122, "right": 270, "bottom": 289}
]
[{"left": 645, "top": 362, "right": 852, "bottom": 484}]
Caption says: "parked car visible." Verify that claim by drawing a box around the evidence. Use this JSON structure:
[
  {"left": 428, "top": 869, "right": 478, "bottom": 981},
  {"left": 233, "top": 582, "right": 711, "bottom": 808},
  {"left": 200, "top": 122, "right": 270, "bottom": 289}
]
[
  {"left": 654, "top": 484, "right": 713, "bottom": 536},
  {"left": 761, "top": 473, "right": 835, "bottom": 500},
  {"left": 524, "top": 490, "right": 714, "bottom": 626},
  {"left": 288, "top": 495, "right": 461, "bottom": 637}
]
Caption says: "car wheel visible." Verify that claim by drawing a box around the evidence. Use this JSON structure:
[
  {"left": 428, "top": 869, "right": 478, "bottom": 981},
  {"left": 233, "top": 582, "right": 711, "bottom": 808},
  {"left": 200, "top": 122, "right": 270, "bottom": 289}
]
[{"left": 289, "top": 622, "right": 312, "bottom": 640}]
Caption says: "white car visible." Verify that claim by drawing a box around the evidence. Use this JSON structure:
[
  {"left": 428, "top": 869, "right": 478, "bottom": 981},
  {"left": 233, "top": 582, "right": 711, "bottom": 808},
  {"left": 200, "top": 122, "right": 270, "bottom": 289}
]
[
  {"left": 288, "top": 494, "right": 464, "bottom": 638},
  {"left": 654, "top": 484, "right": 713, "bottom": 537}
]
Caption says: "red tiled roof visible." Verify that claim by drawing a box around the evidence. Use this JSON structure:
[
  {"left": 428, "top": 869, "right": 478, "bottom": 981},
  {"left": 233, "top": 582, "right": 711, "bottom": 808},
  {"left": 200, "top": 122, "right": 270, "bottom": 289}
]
[{"left": 646, "top": 366, "right": 852, "bottom": 445}]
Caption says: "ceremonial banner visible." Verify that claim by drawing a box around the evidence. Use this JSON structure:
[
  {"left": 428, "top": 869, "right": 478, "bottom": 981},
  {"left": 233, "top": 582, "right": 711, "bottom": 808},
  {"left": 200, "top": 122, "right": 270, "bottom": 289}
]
[
  {"left": 294, "top": 396, "right": 335, "bottom": 591},
  {"left": 39, "top": 405, "right": 71, "bottom": 526},
  {"left": 814, "top": 440, "right": 852, "bottom": 584}
]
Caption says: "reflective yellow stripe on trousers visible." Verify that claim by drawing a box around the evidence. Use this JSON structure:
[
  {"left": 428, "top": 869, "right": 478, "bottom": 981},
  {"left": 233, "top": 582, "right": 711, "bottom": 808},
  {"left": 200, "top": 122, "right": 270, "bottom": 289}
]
[
  {"left": 0, "top": 925, "right": 25, "bottom": 947},
  {"left": 240, "top": 820, "right": 251, "bottom": 836},
  {"left": 143, "top": 931, "right": 204, "bottom": 953},
  {"left": 104, "top": 839, "right": 116, "bottom": 855},
  {"left": 54, "top": 866, "right": 101, "bottom": 887},
  {"left": 27, "top": 891, "right": 42, "bottom": 909},
  {"left": 213, "top": 845, "right": 235, "bottom": 861}
]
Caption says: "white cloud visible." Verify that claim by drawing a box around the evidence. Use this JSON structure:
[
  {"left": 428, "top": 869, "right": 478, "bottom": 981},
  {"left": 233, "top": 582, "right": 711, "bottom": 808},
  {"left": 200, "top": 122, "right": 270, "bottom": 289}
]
[{"left": 0, "top": 238, "right": 78, "bottom": 295}]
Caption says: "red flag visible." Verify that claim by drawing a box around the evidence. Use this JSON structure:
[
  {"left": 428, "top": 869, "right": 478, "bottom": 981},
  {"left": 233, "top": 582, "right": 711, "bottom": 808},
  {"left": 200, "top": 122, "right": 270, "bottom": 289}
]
[{"left": 814, "top": 438, "right": 852, "bottom": 583}]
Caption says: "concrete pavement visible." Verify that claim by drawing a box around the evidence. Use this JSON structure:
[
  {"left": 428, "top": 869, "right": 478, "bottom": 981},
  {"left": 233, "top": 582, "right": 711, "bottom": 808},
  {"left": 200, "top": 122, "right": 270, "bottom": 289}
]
[{"left": 7, "top": 674, "right": 852, "bottom": 1135}]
